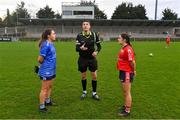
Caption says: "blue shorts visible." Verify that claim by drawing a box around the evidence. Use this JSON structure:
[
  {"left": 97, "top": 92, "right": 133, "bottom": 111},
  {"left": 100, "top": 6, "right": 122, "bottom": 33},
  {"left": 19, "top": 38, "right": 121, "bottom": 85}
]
[
  {"left": 39, "top": 74, "right": 56, "bottom": 81},
  {"left": 119, "top": 71, "right": 134, "bottom": 83}
]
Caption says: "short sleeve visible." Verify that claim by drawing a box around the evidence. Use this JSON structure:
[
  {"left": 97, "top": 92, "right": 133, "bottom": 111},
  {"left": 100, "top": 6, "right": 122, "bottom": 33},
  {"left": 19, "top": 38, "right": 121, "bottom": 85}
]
[
  {"left": 76, "top": 34, "right": 81, "bottom": 45},
  {"left": 127, "top": 48, "right": 134, "bottom": 61},
  {"left": 40, "top": 43, "right": 49, "bottom": 57},
  {"left": 95, "top": 32, "right": 101, "bottom": 44}
]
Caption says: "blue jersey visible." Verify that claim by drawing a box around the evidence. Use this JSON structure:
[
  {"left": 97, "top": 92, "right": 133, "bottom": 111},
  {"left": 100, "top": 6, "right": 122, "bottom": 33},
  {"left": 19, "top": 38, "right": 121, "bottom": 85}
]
[{"left": 38, "top": 40, "right": 56, "bottom": 77}]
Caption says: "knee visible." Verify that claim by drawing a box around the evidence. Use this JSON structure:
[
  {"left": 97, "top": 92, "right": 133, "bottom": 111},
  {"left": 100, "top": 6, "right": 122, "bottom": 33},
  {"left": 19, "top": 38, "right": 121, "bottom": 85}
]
[
  {"left": 92, "top": 74, "right": 97, "bottom": 80},
  {"left": 41, "top": 89, "right": 48, "bottom": 96},
  {"left": 82, "top": 74, "right": 86, "bottom": 80},
  {"left": 91, "top": 71, "right": 97, "bottom": 80},
  {"left": 124, "top": 90, "right": 131, "bottom": 97}
]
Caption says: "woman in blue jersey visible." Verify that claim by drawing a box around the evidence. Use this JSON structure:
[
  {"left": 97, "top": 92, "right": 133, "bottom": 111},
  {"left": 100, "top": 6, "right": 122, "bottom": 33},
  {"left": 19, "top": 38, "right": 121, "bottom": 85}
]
[{"left": 38, "top": 29, "right": 56, "bottom": 112}]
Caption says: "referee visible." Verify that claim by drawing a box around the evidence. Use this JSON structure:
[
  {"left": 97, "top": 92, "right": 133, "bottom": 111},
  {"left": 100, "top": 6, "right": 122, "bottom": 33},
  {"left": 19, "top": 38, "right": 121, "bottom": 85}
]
[{"left": 76, "top": 20, "right": 101, "bottom": 100}]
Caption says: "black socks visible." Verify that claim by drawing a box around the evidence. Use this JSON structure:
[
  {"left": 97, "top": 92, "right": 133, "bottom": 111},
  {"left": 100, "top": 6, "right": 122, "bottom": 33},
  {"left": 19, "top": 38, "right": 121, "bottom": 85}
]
[
  {"left": 92, "top": 80, "right": 97, "bottom": 93},
  {"left": 81, "top": 79, "right": 87, "bottom": 91}
]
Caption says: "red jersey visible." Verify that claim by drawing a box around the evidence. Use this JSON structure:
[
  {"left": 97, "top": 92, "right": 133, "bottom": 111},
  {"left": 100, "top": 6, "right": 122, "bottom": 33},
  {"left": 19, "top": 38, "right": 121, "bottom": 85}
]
[
  {"left": 117, "top": 45, "right": 135, "bottom": 72},
  {"left": 166, "top": 35, "right": 170, "bottom": 43}
]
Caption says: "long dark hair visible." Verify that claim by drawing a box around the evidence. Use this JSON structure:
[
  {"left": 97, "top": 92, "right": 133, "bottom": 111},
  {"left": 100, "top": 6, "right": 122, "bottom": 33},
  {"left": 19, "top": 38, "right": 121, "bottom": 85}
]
[
  {"left": 121, "top": 33, "right": 131, "bottom": 46},
  {"left": 38, "top": 29, "right": 53, "bottom": 48},
  {"left": 121, "top": 33, "right": 136, "bottom": 55}
]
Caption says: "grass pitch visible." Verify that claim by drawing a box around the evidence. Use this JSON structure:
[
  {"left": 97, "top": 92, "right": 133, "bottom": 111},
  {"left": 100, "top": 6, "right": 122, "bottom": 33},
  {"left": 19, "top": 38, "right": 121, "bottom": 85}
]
[{"left": 0, "top": 41, "right": 180, "bottom": 119}]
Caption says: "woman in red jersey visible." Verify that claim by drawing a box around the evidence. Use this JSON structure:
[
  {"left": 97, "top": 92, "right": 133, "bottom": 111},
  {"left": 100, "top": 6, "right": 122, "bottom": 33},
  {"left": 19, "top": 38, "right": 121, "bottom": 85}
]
[
  {"left": 166, "top": 34, "right": 171, "bottom": 48},
  {"left": 117, "top": 33, "right": 136, "bottom": 117}
]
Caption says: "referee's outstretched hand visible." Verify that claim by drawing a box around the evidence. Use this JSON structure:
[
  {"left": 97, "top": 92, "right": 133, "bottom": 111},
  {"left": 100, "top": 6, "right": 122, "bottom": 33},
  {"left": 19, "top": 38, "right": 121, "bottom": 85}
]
[{"left": 80, "top": 43, "right": 88, "bottom": 51}]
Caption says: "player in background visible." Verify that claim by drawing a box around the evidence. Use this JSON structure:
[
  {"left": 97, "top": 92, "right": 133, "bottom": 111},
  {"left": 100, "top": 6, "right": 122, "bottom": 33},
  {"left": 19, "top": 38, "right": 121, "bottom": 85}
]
[
  {"left": 117, "top": 33, "right": 136, "bottom": 116},
  {"left": 166, "top": 34, "right": 171, "bottom": 48}
]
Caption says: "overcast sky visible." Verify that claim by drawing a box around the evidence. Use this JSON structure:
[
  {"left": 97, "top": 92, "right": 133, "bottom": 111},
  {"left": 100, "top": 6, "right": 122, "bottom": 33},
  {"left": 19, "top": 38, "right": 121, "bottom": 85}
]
[{"left": 0, "top": 0, "right": 179, "bottom": 20}]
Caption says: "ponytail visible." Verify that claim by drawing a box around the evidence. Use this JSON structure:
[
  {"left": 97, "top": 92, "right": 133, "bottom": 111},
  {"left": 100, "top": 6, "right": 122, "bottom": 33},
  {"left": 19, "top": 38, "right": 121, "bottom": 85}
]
[
  {"left": 38, "top": 29, "right": 53, "bottom": 48},
  {"left": 121, "top": 33, "right": 131, "bottom": 46},
  {"left": 121, "top": 33, "right": 136, "bottom": 55}
]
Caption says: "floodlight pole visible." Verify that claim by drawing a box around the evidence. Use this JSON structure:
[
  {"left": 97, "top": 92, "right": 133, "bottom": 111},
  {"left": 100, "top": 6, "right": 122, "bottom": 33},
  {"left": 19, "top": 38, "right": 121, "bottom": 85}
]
[
  {"left": 16, "top": 10, "right": 18, "bottom": 26},
  {"left": 155, "top": 0, "right": 158, "bottom": 20},
  {"left": 16, "top": 10, "right": 18, "bottom": 40}
]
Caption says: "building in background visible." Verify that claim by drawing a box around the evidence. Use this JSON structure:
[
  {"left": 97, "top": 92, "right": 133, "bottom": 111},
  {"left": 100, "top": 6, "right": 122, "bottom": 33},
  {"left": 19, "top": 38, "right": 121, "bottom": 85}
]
[{"left": 62, "top": 2, "right": 94, "bottom": 19}]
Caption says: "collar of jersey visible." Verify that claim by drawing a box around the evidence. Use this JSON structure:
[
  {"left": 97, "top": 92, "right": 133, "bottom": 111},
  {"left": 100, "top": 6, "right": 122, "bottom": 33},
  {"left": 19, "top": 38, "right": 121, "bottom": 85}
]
[
  {"left": 122, "top": 44, "right": 129, "bottom": 49},
  {"left": 46, "top": 40, "right": 53, "bottom": 45},
  {"left": 82, "top": 31, "right": 92, "bottom": 38}
]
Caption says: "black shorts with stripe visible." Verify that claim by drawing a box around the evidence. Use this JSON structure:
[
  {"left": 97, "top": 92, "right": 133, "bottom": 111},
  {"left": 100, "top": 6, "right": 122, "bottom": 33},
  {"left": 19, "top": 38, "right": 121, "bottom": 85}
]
[{"left": 78, "top": 57, "right": 97, "bottom": 73}]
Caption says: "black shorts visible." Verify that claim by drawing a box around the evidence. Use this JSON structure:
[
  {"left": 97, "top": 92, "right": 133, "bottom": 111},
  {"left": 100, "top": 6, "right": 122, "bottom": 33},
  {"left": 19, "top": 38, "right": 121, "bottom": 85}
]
[
  {"left": 119, "top": 70, "right": 134, "bottom": 83},
  {"left": 40, "top": 74, "right": 56, "bottom": 81},
  {"left": 78, "top": 57, "right": 98, "bottom": 73}
]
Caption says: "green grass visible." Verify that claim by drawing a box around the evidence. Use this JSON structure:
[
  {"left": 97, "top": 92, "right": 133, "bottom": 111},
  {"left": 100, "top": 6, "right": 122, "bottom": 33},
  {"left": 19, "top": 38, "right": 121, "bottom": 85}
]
[{"left": 0, "top": 41, "right": 180, "bottom": 119}]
